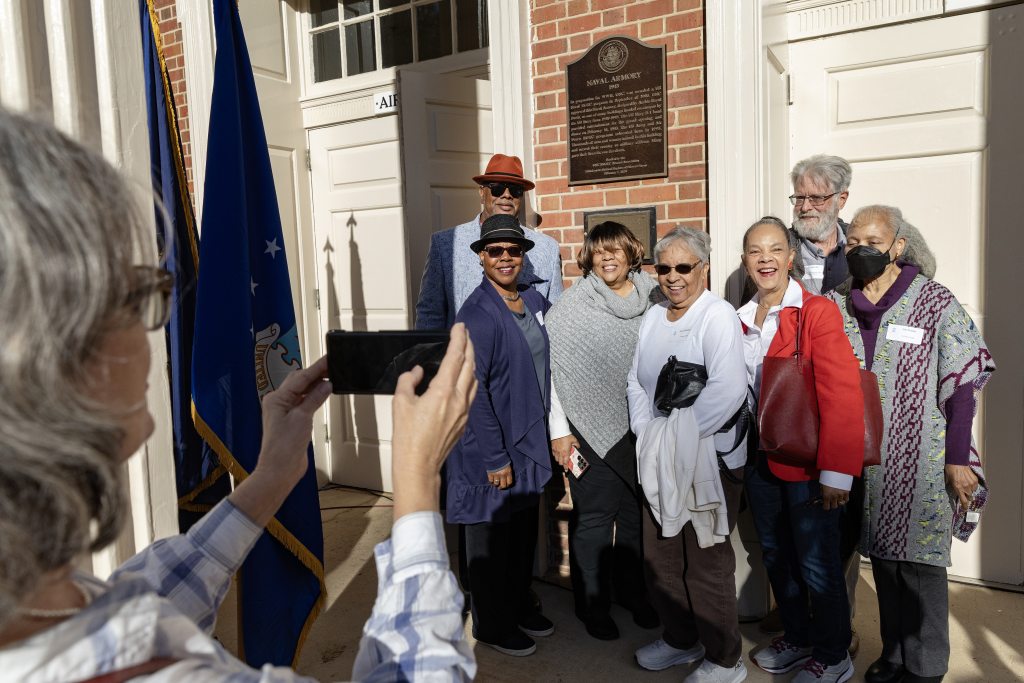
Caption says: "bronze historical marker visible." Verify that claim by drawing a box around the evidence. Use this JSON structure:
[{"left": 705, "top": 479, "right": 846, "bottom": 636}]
[{"left": 566, "top": 36, "right": 667, "bottom": 185}]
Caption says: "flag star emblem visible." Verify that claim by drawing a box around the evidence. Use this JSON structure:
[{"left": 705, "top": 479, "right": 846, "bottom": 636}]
[
  {"left": 265, "top": 239, "right": 281, "bottom": 258},
  {"left": 250, "top": 278, "right": 258, "bottom": 295}
]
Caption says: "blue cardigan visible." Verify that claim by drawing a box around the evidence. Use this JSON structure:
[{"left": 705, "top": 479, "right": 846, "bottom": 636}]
[{"left": 445, "top": 278, "right": 553, "bottom": 525}]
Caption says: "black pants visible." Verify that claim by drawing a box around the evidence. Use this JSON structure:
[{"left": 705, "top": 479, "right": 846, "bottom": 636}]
[
  {"left": 871, "top": 556, "right": 950, "bottom": 678},
  {"left": 462, "top": 504, "right": 540, "bottom": 640},
  {"left": 567, "top": 428, "right": 647, "bottom": 617}
]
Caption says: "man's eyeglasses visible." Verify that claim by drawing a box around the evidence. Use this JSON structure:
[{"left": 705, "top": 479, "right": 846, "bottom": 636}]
[
  {"left": 788, "top": 192, "right": 837, "bottom": 207},
  {"left": 126, "top": 266, "right": 174, "bottom": 330},
  {"left": 482, "top": 245, "right": 524, "bottom": 259},
  {"left": 654, "top": 261, "right": 702, "bottom": 276},
  {"left": 484, "top": 182, "right": 525, "bottom": 199}
]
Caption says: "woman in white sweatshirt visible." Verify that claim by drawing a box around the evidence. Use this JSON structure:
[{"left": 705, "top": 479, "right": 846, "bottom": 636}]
[{"left": 626, "top": 227, "right": 749, "bottom": 683}]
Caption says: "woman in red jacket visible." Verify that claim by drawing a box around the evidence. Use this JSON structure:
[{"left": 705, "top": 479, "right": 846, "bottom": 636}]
[{"left": 737, "top": 217, "right": 863, "bottom": 683}]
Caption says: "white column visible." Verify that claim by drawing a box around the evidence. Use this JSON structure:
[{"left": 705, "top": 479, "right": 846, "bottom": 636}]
[
  {"left": 0, "top": 0, "right": 33, "bottom": 111},
  {"left": 705, "top": 0, "right": 764, "bottom": 303},
  {"left": 486, "top": 0, "right": 540, "bottom": 226},
  {"left": 89, "top": 0, "right": 180, "bottom": 575},
  {"left": 43, "top": 0, "right": 86, "bottom": 137}
]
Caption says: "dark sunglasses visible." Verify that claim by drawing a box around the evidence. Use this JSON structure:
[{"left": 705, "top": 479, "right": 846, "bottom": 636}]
[
  {"left": 654, "top": 261, "right": 702, "bottom": 276},
  {"left": 484, "top": 182, "right": 525, "bottom": 199},
  {"left": 482, "top": 245, "right": 524, "bottom": 259},
  {"left": 126, "top": 266, "right": 174, "bottom": 330}
]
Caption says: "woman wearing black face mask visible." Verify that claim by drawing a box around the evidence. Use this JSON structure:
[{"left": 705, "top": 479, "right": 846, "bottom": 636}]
[{"left": 827, "top": 206, "right": 995, "bottom": 683}]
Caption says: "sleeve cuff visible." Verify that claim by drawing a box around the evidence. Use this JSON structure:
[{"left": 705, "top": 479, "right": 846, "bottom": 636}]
[
  {"left": 389, "top": 511, "right": 449, "bottom": 580},
  {"left": 819, "top": 470, "right": 853, "bottom": 491}
]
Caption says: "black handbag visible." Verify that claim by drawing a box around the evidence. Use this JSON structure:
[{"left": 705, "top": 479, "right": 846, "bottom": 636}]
[{"left": 654, "top": 356, "right": 708, "bottom": 414}]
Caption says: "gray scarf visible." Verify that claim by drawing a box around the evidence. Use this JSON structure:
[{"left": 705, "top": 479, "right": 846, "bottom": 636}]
[{"left": 546, "top": 271, "right": 659, "bottom": 457}]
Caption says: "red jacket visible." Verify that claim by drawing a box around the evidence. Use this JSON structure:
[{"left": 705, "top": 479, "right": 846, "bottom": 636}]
[{"left": 755, "top": 289, "right": 864, "bottom": 482}]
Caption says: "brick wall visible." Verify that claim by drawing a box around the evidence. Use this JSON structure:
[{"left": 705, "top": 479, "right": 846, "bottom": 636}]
[
  {"left": 152, "top": 0, "right": 194, "bottom": 193},
  {"left": 529, "top": 0, "right": 707, "bottom": 288}
]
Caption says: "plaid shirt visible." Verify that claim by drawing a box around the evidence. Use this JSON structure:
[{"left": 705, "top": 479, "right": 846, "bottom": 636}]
[{"left": 2, "top": 501, "right": 475, "bottom": 682}]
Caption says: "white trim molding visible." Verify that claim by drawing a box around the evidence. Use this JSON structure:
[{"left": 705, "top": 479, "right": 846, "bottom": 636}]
[{"left": 786, "top": 0, "right": 943, "bottom": 40}]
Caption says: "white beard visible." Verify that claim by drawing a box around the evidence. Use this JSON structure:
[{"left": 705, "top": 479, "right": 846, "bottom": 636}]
[{"left": 792, "top": 201, "right": 841, "bottom": 242}]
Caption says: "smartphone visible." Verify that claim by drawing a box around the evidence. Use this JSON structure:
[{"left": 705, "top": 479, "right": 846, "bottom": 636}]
[
  {"left": 326, "top": 330, "right": 449, "bottom": 395},
  {"left": 569, "top": 447, "right": 590, "bottom": 479}
]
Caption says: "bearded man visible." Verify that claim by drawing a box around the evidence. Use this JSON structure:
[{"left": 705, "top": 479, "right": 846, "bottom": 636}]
[{"left": 789, "top": 155, "right": 852, "bottom": 294}]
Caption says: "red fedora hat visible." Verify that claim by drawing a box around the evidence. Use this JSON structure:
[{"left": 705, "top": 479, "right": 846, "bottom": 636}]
[{"left": 472, "top": 154, "right": 535, "bottom": 191}]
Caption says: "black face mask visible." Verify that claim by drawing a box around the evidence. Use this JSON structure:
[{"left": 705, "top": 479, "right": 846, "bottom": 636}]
[{"left": 846, "top": 233, "right": 899, "bottom": 281}]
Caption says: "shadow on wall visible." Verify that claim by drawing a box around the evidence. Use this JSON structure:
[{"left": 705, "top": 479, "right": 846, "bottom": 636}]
[{"left": 321, "top": 211, "right": 384, "bottom": 492}]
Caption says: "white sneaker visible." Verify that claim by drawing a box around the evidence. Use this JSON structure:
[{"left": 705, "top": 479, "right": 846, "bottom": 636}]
[
  {"left": 752, "top": 636, "right": 813, "bottom": 673},
  {"left": 634, "top": 638, "right": 705, "bottom": 671},
  {"left": 684, "top": 658, "right": 748, "bottom": 683},
  {"left": 792, "top": 654, "right": 855, "bottom": 683}
]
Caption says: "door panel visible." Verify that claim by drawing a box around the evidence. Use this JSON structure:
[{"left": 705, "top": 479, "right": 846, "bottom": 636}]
[
  {"left": 399, "top": 70, "right": 492, "bottom": 308},
  {"left": 789, "top": 8, "right": 1024, "bottom": 585}
]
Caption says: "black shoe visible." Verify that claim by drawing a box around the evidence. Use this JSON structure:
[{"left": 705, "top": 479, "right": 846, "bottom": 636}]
[
  {"left": 473, "top": 628, "right": 537, "bottom": 657},
  {"left": 628, "top": 601, "right": 660, "bottom": 629},
  {"left": 518, "top": 612, "right": 555, "bottom": 637},
  {"left": 578, "top": 611, "right": 619, "bottom": 640},
  {"left": 866, "top": 658, "right": 906, "bottom": 683}
]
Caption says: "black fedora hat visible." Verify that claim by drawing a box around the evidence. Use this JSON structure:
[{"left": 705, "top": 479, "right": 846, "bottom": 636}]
[{"left": 470, "top": 214, "right": 535, "bottom": 253}]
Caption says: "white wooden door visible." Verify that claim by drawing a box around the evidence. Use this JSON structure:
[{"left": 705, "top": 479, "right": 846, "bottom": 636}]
[
  {"left": 307, "top": 72, "right": 491, "bottom": 491},
  {"left": 398, "top": 70, "right": 493, "bottom": 307},
  {"left": 237, "top": 1, "right": 325, "bottom": 480},
  {"left": 788, "top": 7, "right": 1024, "bottom": 586}
]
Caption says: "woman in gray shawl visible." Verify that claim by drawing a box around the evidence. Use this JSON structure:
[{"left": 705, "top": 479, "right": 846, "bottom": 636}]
[
  {"left": 546, "top": 221, "right": 660, "bottom": 641},
  {"left": 828, "top": 206, "right": 994, "bottom": 683}
]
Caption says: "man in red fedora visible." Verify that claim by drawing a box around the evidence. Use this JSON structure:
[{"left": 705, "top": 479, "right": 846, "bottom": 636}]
[{"left": 415, "top": 153, "right": 562, "bottom": 330}]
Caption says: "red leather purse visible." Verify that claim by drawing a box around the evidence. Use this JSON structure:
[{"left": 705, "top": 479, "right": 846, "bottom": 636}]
[{"left": 758, "top": 306, "right": 883, "bottom": 468}]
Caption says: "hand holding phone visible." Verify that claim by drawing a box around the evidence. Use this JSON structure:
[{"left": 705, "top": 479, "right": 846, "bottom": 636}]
[{"left": 568, "top": 447, "right": 590, "bottom": 479}]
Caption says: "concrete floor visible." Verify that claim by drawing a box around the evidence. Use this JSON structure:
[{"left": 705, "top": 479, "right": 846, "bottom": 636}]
[{"left": 249, "top": 487, "right": 1024, "bottom": 681}]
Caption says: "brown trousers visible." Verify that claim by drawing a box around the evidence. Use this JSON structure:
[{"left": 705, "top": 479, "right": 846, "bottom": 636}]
[{"left": 642, "top": 466, "right": 744, "bottom": 667}]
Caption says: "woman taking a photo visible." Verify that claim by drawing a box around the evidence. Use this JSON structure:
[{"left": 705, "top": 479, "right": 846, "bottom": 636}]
[
  {"left": 828, "top": 206, "right": 994, "bottom": 683},
  {"left": 627, "top": 226, "right": 748, "bottom": 683},
  {"left": 737, "top": 217, "right": 863, "bottom": 683},
  {"left": 447, "top": 213, "right": 555, "bottom": 657},
  {"left": 546, "top": 221, "right": 660, "bottom": 641}
]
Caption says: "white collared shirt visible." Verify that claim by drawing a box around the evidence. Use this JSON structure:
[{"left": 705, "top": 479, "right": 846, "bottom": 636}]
[{"left": 736, "top": 278, "right": 851, "bottom": 491}]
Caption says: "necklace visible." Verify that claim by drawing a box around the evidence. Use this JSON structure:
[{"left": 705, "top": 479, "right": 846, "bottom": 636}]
[
  {"left": 17, "top": 581, "right": 91, "bottom": 619},
  {"left": 500, "top": 291, "right": 520, "bottom": 302},
  {"left": 757, "top": 299, "right": 781, "bottom": 311}
]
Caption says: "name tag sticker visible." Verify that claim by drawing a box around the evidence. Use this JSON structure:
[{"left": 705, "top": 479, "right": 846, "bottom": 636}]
[
  {"left": 535, "top": 310, "right": 545, "bottom": 326},
  {"left": 886, "top": 324, "right": 925, "bottom": 345},
  {"left": 804, "top": 264, "right": 825, "bottom": 280}
]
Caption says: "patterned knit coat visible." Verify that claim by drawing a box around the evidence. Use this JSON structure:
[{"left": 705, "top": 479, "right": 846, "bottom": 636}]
[{"left": 829, "top": 275, "right": 994, "bottom": 567}]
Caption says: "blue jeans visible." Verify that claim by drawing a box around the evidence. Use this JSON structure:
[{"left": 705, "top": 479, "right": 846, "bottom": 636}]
[{"left": 745, "top": 454, "right": 851, "bottom": 665}]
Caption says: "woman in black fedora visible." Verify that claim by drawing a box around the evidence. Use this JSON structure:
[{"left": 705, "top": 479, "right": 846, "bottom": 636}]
[{"left": 446, "top": 213, "right": 556, "bottom": 657}]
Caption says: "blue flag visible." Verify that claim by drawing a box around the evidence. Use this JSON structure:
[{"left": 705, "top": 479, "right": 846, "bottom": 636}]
[
  {"left": 192, "top": 0, "right": 325, "bottom": 667},
  {"left": 138, "top": 0, "right": 230, "bottom": 530}
]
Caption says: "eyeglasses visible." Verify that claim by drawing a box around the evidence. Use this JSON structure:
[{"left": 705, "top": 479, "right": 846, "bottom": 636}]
[
  {"left": 788, "top": 192, "right": 837, "bottom": 207},
  {"left": 482, "top": 245, "right": 524, "bottom": 259},
  {"left": 654, "top": 261, "right": 702, "bottom": 276},
  {"left": 126, "top": 266, "right": 174, "bottom": 330},
  {"left": 484, "top": 182, "right": 525, "bottom": 199}
]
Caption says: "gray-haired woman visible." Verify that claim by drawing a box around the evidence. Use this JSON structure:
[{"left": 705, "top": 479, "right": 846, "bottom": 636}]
[
  {"left": 0, "top": 110, "right": 477, "bottom": 681},
  {"left": 827, "top": 206, "right": 993, "bottom": 683},
  {"left": 626, "top": 227, "right": 749, "bottom": 683},
  {"left": 545, "top": 221, "right": 660, "bottom": 641}
]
